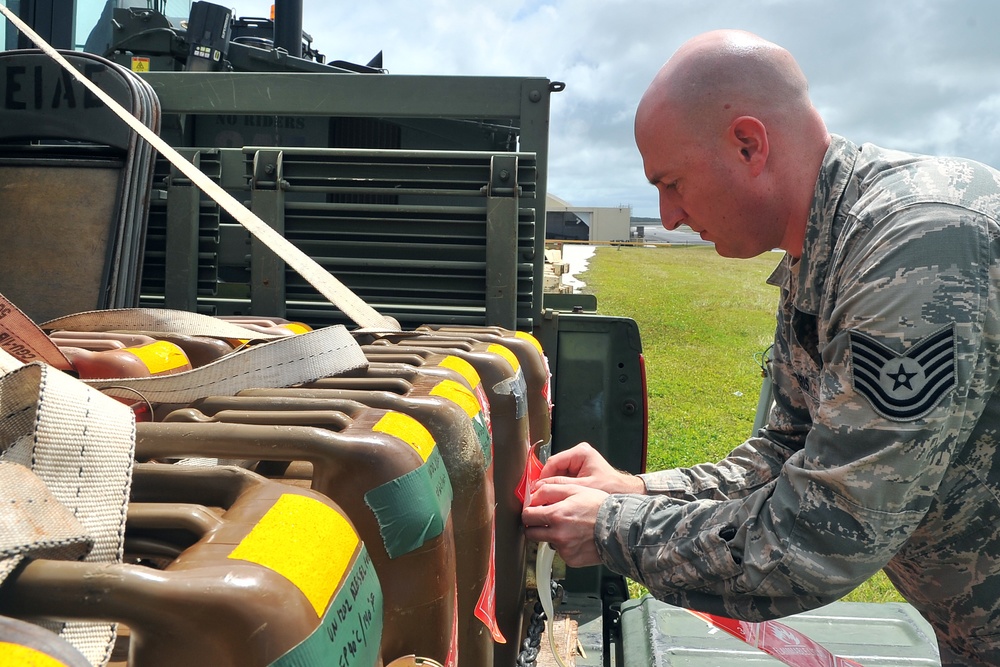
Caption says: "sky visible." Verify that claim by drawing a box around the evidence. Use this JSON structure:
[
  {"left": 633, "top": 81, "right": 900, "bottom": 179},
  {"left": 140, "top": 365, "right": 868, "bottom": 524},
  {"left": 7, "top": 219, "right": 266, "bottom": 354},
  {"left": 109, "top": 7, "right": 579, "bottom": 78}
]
[{"left": 225, "top": 1, "right": 1000, "bottom": 218}]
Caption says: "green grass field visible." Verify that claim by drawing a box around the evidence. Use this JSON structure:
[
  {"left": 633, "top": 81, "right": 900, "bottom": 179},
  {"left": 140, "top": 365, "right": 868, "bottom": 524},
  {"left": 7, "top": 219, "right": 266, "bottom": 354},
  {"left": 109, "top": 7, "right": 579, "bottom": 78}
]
[{"left": 578, "top": 244, "right": 903, "bottom": 604}]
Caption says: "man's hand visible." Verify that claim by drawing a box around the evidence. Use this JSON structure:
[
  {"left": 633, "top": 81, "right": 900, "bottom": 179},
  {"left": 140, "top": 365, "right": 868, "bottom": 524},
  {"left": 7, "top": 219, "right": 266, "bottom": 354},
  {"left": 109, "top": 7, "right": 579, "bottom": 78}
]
[
  {"left": 522, "top": 482, "right": 608, "bottom": 567},
  {"left": 538, "top": 442, "right": 646, "bottom": 494}
]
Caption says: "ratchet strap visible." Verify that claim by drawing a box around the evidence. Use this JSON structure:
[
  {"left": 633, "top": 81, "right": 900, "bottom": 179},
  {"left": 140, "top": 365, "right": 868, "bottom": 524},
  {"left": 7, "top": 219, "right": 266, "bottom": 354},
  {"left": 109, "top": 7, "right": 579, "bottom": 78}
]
[
  {"left": 0, "top": 294, "right": 73, "bottom": 372},
  {"left": 0, "top": 350, "right": 135, "bottom": 667}
]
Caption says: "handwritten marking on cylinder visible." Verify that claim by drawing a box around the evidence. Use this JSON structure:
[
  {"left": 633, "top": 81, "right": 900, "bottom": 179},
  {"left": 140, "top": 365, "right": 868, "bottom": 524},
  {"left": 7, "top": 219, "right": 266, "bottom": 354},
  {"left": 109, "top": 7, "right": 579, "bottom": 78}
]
[
  {"left": 269, "top": 548, "right": 384, "bottom": 667},
  {"left": 228, "top": 493, "right": 358, "bottom": 617}
]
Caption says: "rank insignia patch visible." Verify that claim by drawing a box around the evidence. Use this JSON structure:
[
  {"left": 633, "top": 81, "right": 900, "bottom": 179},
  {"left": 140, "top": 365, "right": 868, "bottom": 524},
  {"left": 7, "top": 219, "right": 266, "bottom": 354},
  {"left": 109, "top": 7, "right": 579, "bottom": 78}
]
[{"left": 849, "top": 325, "right": 956, "bottom": 421}]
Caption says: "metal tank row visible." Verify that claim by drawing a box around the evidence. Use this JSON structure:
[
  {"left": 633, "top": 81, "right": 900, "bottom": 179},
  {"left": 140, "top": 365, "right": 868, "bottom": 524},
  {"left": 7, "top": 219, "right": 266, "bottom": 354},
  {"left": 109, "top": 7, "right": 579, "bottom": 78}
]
[{"left": 0, "top": 318, "right": 553, "bottom": 667}]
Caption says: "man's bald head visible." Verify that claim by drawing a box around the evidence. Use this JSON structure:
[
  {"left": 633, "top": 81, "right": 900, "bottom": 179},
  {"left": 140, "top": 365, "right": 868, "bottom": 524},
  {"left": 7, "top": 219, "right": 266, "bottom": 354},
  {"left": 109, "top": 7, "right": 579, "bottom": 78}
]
[
  {"left": 637, "top": 30, "right": 814, "bottom": 138},
  {"left": 634, "top": 30, "right": 829, "bottom": 259}
]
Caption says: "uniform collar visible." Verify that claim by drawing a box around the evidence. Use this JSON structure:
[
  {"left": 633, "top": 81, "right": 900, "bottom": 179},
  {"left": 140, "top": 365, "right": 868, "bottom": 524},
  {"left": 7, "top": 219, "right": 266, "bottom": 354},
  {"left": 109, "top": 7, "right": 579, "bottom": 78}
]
[{"left": 766, "top": 135, "right": 859, "bottom": 314}]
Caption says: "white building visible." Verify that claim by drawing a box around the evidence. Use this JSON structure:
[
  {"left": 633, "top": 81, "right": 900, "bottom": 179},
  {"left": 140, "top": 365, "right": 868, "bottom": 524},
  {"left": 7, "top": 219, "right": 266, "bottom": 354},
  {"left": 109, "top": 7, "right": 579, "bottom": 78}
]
[{"left": 545, "top": 194, "right": 631, "bottom": 242}]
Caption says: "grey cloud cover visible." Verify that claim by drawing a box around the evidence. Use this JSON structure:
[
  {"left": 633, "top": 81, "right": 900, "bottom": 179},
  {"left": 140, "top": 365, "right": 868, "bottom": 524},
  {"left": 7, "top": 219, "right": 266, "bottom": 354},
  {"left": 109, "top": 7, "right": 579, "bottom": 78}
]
[{"left": 235, "top": 0, "right": 1000, "bottom": 218}]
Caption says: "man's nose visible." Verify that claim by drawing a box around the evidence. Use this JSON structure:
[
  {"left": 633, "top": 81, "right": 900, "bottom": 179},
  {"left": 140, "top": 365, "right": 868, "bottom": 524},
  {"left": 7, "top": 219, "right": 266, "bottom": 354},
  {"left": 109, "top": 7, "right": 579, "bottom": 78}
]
[{"left": 660, "top": 203, "right": 685, "bottom": 231}]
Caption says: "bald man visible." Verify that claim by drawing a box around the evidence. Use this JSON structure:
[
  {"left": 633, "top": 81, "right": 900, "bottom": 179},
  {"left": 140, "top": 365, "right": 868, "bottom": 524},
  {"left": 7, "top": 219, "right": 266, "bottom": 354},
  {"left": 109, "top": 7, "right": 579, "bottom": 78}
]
[{"left": 523, "top": 29, "right": 1000, "bottom": 666}]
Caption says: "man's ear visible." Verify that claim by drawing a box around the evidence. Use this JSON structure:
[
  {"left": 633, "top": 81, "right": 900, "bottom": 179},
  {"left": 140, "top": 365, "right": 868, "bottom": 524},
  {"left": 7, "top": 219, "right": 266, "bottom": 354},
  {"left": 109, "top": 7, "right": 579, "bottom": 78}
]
[{"left": 728, "top": 116, "right": 768, "bottom": 176}]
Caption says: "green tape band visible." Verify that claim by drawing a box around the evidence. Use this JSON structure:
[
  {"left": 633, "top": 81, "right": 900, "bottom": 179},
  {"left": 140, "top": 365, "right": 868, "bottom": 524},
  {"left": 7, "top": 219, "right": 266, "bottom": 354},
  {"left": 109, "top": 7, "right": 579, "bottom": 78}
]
[
  {"left": 269, "top": 547, "right": 383, "bottom": 667},
  {"left": 364, "top": 447, "right": 453, "bottom": 559},
  {"left": 472, "top": 412, "right": 492, "bottom": 469}
]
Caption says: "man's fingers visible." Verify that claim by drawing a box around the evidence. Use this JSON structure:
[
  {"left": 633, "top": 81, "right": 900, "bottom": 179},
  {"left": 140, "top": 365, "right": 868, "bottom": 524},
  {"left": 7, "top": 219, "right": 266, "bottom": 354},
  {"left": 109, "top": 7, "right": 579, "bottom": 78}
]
[{"left": 526, "top": 480, "right": 587, "bottom": 506}]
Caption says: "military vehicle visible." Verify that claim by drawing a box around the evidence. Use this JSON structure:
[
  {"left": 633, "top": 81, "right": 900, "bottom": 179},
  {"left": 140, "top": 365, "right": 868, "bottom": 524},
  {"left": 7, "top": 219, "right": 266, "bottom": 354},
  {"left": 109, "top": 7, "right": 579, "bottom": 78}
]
[{"left": 0, "top": 1, "right": 943, "bottom": 666}]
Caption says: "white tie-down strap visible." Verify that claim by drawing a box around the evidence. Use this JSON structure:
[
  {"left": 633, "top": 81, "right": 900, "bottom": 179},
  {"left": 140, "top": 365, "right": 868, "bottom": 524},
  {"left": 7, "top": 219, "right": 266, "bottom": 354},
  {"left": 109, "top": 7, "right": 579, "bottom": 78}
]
[
  {"left": 0, "top": 350, "right": 136, "bottom": 666},
  {"left": 42, "top": 308, "right": 290, "bottom": 340},
  {"left": 85, "top": 325, "right": 367, "bottom": 404}
]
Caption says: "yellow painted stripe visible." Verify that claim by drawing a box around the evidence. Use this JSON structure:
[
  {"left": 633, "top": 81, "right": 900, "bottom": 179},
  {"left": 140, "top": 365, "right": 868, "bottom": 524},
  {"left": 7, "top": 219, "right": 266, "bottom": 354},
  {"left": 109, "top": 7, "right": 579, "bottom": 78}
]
[
  {"left": 282, "top": 322, "right": 312, "bottom": 334},
  {"left": 514, "top": 330, "right": 544, "bottom": 355},
  {"left": 373, "top": 411, "right": 436, "bottom": 462},
  {"left": 0, "top": 642, "right": 73, "bottom": 667},
  {"left": 228, "top": 494, "right": 359, "bottom": 617},
  {"left": 438, "top": 354, "right": 483, "bottom": 390},
  {"left": 125, "top": 341, "right": 189, "bottom": 374},
  {"left": 430, "top": 379, "right": 481, "bottom": 418},
  {"left": 487, "top": 343, "right": 520, "bottom": 373}
]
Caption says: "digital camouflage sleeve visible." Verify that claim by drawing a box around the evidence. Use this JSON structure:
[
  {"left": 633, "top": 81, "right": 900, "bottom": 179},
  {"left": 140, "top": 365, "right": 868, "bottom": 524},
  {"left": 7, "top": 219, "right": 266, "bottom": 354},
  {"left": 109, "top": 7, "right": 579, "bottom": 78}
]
[{"left": 595, "top": 135, "right": 1000, "bottom": 665}]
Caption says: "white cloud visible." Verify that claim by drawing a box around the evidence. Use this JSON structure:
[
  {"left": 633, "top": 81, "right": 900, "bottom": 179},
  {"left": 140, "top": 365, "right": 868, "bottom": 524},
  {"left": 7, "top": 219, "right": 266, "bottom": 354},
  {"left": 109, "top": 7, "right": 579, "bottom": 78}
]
[{"left": 231, "top": 0, "right": 1000, "bottom": 218}]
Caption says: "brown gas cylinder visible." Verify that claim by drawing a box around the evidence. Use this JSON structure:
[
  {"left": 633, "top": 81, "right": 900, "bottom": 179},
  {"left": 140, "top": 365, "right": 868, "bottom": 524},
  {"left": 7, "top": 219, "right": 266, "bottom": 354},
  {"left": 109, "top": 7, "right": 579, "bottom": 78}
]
[
  {"left": 58, "top": 341, "right": 192, "bottom": 379},
  {"left": 48, "top": 331, "right": 158, "bottom": 349},
  {"left": 350, "top": 345, "right": 531, "bottom": 667},
  {"left": 413, "top": 326, "right": 552, "bottom": 453},
  {"left": 0, "top": 466, "right": 384, "bottom": 667},
  {"left": 192, "top": 374, "right": 497, "bottom": 666},
  {"left": 130, "top": 331, "right": 236, "bottom": 367},
  {"left": 50, "top": 329, "right": 234, "bottom": 368},
  {"left": 135, "top": 414, "right": 459, "bottom": 667}
]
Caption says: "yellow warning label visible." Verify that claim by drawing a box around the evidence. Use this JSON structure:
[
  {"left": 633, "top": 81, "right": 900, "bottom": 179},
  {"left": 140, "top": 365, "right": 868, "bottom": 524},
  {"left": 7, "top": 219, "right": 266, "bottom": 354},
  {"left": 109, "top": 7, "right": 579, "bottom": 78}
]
[
  {"left": 130, "top": 56, "right": 150, "bottom": 73},
  {"left": 439, "top": 354, "right": 483, "bottom": 389},
  {"left": 430, "top": 379, "right": 481, "bottom": 418},
  {"left": 282, "top": 322, "right": 312, "bottom": 334},
  {"left": 228, "top": 494, "right": 359, "bottom": 617},
  {"left": 514, "top": 330, "right": 544, "bottom": 355},
  {"left": 372, "top": 411, "right": 436, "bottom": 462},
  {"left": 125, "top": 340, "right": 189, "bottom": 374},
  {"left": 0, "top": 641, "right": 79, "bottom": 666},
  {"left": 487, "top": 343, "right": 520, "bottom": 373}
]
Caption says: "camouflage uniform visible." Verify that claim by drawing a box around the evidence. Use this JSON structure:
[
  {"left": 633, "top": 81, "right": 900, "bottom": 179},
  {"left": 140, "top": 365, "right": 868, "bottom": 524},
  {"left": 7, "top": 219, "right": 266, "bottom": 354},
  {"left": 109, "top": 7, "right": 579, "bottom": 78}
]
[{"left": 596, "top": 134, "right": 1000, "bottom": 665}]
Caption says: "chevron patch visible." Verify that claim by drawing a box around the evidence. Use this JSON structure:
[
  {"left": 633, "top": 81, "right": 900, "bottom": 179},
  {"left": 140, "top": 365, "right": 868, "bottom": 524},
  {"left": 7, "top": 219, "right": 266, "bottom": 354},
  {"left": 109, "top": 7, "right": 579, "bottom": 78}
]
[{"left": 848, "top": 325, "right": 956, "bottom": 421}]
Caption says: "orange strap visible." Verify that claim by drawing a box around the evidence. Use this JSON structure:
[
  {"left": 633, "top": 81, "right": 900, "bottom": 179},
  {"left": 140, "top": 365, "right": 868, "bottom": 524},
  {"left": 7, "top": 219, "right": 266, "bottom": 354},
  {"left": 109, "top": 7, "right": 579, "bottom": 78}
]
[{"left": 0, "top": 293, "right": 74, "bottom": 372}]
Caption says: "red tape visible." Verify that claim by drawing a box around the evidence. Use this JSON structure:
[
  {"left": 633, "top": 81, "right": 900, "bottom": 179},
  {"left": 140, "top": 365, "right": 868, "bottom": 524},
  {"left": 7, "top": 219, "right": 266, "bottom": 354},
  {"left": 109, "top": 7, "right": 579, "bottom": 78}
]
[
  {"left": 687, "top": 610, "right": 864, "bottom": 667},
  {"left": 515, "top": 441, "right": 545, "bottom": 505},
  {"left": 473, "top": 516, "right": 506, "bottom": 643}
]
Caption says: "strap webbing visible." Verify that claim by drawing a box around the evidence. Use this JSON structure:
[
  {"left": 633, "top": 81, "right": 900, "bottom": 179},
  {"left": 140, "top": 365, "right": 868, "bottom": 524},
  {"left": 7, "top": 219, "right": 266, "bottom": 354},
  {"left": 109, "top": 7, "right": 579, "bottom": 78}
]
[
  {"left": 42, "top": 308, "right": 291, "bottom": 340},
  {"left": 85, "top": 325, "right": 367, "bottom": 404},
  {"left": 0, "top": 353, "right": 135, "bottom": 666}
]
